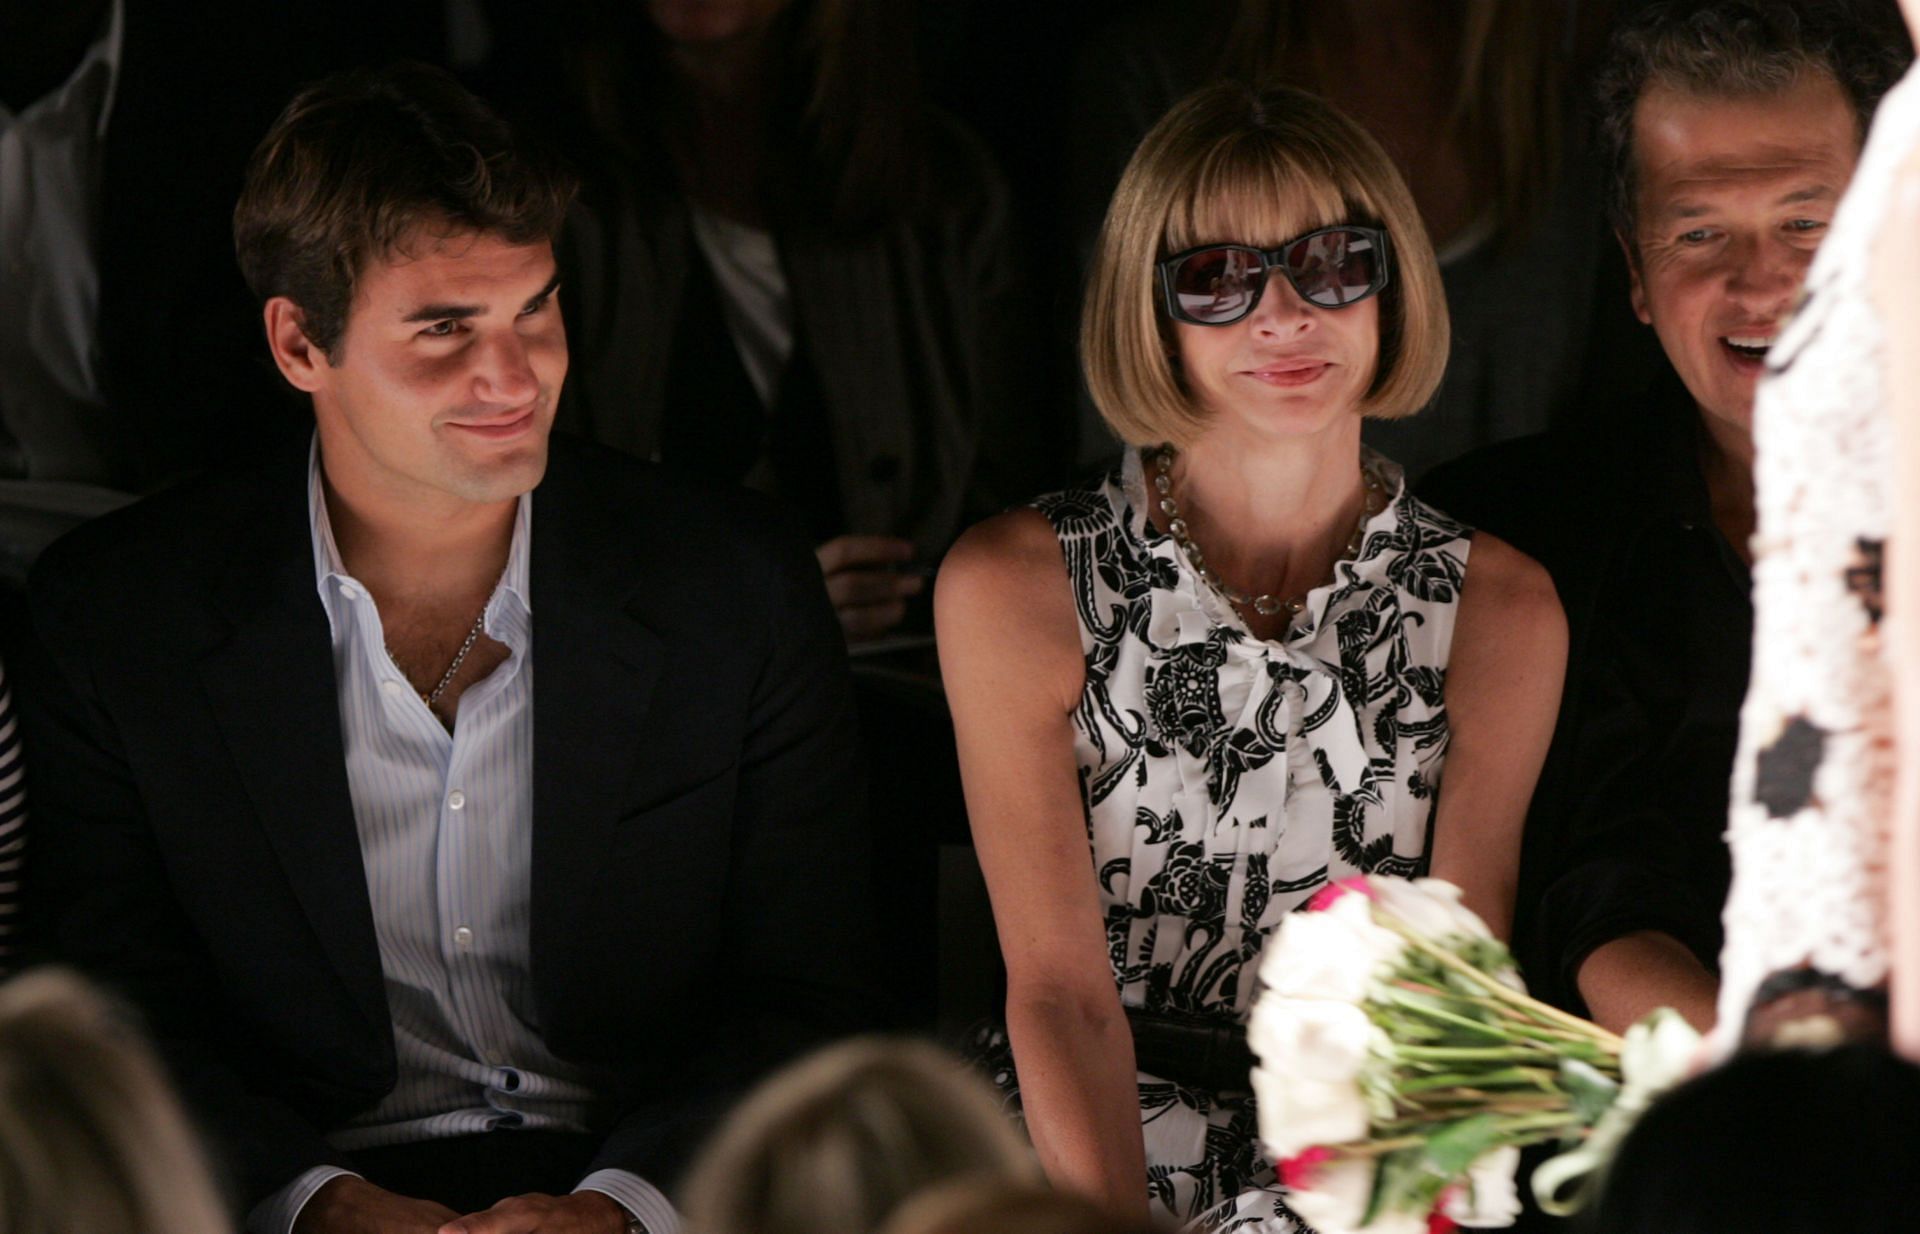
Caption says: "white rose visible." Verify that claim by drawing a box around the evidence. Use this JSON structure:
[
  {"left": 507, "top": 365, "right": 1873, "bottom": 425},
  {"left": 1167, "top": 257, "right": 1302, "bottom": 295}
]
[
  {"left": 1251, "top": 1067, "right": 1370, "bottom": 1158},
  {"left": 1248, "top": 997, "right": 1375, "bottom": 1083},
  {"left": 1367, "top": 877, "right": 1493, "bottom": 943},
  {"left": 1280, "top": 1155, "right": 1373, "bottom": 1234},
  {"left": 1444, "top": 1145, "right": 1522, "bottom": 1228},
  {"left": 1287, "top": 1159, "right": 1427, "bottom": 1234},
  {"left": 1621, "top": 1007, "right": 1703, "bottom": 1097},
  {"left": 1257, "top": 893, "right": 1403, "bottom": 1003}
]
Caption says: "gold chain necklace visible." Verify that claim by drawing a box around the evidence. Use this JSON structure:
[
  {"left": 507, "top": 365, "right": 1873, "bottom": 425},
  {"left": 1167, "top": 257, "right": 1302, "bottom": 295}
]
[
  {"left": 1151, "top": 446, "right": 1387, "bottom": 618},
  {"left": 390, "top": 606, "right": 489, "bottom": 708}
]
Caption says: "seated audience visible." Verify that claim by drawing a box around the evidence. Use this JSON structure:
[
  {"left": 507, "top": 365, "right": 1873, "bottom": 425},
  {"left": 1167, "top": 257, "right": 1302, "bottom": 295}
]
[
  {"left": 679, "top": 1037, "right": 1035, "bottom": 1234},
  {"left": 1590, "top": 1045, "right": 1920, "bottom": 1233},
  {"left": 0, "top": 967, "right": 232, "bottom": 1234},
  {"left": 1066, "top": 0, "right": 1633, "bottom": 477},
  {"left": 555, "top": 0, "right": 1053, "bottom": 643},
  {"left": 937, "top": 81, "right": 1564, "bottom": 1227},
  {"left": 1422, "top": 0, "right": 1909, "bottom": 1035},
  {"left": 21, "top": 63, "right": 872, "bottom": 1234},
  {"left": 879, "top": 1180, "right": 1170, "bottom": 1234}
]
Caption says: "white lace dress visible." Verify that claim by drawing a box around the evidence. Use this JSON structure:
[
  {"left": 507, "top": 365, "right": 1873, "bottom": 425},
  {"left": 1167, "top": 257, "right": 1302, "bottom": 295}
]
[
  {"left": 980, "top": 449, "right": 1473, "bottom": 1231},
  {"left": 1715, "top": 63, "right": 1920, "bottom": 1044}
]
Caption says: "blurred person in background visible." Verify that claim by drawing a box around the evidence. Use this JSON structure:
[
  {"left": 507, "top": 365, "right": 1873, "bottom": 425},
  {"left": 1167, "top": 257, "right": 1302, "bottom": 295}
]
[
  {"left": 557, "top": 0, "right": 1053, "bottom": 644},
  {"left": 680, "top": 1037, "right": 1036, "bottom": 1234},
  {"left": 0, "top": 967, "right": 232, "bottom": 1234}
]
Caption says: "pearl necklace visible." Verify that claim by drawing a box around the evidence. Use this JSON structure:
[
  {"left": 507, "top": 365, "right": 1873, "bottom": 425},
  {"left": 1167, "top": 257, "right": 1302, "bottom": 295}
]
[{"left": 1151, "top": 446, "right": 1387, "bottom": 618}]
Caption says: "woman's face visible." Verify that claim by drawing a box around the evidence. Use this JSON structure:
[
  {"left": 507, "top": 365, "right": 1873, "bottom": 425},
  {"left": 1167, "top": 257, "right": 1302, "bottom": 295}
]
[
  {"left": 1170, "top": 236, "right": 1381, "bottom": 444},
  {"left": 646, "top": 0, "right": 791, "bottom": 45}
]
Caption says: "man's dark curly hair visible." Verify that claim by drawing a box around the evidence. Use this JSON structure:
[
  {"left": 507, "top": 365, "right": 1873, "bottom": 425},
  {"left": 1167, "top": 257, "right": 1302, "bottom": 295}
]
[
  {"left": 233, "top": 62, "right": 578, "bottom": 359},
  {"left": 1595, "top": 0, "right": 1911, "bottom": 243}
]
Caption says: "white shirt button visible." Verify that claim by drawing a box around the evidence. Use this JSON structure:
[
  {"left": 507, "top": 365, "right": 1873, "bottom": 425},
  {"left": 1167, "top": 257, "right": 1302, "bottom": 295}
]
[
  {"left": 381, "top": 679, "right": 409, "bottom": 700},
  {"left": 448, "top": 790, "right": 466, "bottom": 811},
  {"left": 337, "top": 581, "right": 360, "bottom": 601},
  {"left": 453, "top": 926, "right": 474, "bottom": 950}
]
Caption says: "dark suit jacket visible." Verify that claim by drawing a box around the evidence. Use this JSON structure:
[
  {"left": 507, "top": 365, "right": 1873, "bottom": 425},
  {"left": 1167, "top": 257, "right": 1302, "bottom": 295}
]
[{"left": 20, "top": 433, "right": 875, "bottom": 1209}]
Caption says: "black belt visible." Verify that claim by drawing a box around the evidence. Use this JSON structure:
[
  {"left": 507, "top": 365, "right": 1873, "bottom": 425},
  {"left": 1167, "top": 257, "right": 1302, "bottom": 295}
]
[{"left": 1125, "top": 1007, "right": 1257, "bottom": 1093}]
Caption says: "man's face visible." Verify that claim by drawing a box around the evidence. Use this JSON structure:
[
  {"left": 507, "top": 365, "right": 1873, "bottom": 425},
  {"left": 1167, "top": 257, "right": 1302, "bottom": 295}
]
[
  {"left": 308, "top": 230, "right": 565, "bottom": 511},
  {"left": 1626, "top": 73, "right": 1860, "bottom": 439}
]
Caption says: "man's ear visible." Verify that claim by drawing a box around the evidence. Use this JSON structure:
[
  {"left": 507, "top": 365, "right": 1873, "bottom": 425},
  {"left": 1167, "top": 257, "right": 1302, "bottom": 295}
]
[
  {"left": 263, "top": 298, "right": 329, "bottom": 392},
  {"left": 1617, "top": 229, "right": 1652, "bottom": 326}
]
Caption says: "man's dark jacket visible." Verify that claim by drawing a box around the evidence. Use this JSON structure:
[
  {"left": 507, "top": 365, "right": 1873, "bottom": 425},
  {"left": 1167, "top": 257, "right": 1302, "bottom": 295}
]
[
  {"left": 20, "top": 433, "right": 875, "bottom": 1209},
  {"left": 1420, "top": 370, "right": 1747, "bottom": 1015}
]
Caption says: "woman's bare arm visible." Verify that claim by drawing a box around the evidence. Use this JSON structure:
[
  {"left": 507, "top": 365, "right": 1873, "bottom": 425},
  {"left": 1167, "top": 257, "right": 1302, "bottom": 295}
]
[
  {"left": 935, "top": 510, "right": 1149, "bottom": 1213},
  {"left": 1429, "top": 533, "right": 1568, "bottom": 942}
]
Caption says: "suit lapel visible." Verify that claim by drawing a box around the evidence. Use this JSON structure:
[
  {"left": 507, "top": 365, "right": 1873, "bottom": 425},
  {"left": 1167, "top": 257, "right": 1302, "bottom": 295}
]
[
  {"left": 193, "top": 463, "right": 387, "bottom": 1038},
  {"left": 528, "top": 454, "right": 664, "bottom": 989}
]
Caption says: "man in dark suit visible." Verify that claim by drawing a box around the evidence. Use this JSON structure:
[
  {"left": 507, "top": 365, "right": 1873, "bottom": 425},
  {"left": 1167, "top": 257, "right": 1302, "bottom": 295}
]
[{"left": 22, "top": 63, "right": 872, "bottom": 1234}]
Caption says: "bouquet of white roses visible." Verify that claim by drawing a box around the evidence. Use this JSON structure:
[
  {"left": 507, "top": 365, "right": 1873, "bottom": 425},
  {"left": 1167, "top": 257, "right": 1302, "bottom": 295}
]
[{"left": 1248, "top": 877, "right": 1700, "bottom": 1234}]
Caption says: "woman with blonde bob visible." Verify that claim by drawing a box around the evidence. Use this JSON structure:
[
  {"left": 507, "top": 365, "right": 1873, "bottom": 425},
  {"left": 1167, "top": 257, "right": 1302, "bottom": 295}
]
[
  {"left": 680, "top": 1037, "right": 1037, "bottom": 1234},
  {"left": 936, "top": 83, "right": 1565, "bottom": 1229},
  {"left": 0, "top": 968, "right": 233, "bottom": 1234}
]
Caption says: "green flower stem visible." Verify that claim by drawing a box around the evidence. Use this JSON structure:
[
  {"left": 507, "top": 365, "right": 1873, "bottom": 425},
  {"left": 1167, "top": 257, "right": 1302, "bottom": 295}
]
[
  {"left": 1398, "top": 1068, "right": 1560, "bottom": 1094},
  {"left": 1375, "top": 914, "right": 1626, "bottom": 1051},
  {"left": 1380, "top": 990, "right": 1515, "bottom": 1040},
  {"left": 1395, "top": 1044, "right": 1559, "bottom": 1063}
]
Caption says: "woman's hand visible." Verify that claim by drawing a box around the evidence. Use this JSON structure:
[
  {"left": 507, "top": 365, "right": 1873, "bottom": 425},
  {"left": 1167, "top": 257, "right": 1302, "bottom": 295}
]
[{"left": 816, "top": 535, "right": 925, "bottom": 641}]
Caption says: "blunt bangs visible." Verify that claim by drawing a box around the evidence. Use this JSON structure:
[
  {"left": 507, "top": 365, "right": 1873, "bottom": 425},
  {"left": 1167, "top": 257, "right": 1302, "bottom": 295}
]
[{"left": 1082, "top": 82, "right": 1450, "bottom": 451}]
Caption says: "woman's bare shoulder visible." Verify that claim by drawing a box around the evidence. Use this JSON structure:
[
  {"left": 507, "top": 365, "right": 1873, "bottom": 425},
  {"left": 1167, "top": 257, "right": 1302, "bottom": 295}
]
[{"left": 1462, "top": 530, "right": 1560, "bottom": 618}]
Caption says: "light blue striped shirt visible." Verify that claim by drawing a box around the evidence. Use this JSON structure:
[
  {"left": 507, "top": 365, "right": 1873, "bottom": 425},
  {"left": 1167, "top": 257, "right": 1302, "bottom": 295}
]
[{"left": 248, "top": 445, "right": 677, "bottom": 1234}]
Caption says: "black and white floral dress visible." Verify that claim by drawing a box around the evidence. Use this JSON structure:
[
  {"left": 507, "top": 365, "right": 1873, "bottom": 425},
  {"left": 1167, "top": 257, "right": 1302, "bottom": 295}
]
[{"left": 980, "top": 448, "right": 1473, "bottom": 1232}]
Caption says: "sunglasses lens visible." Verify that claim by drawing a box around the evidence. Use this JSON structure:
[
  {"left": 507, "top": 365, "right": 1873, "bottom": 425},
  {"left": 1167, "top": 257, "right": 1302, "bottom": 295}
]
[
  {"left": 1171, "top": 247, "right": 1263, "bottom": 323},
  {"left": 1284, "top": 229, "right": 1383, "bottom": 307}
]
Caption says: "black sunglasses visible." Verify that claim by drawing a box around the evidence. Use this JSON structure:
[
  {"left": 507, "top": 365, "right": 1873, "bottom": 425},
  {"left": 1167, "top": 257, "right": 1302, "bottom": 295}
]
[{"left": 1156, "top": 226, "right": 1392, "bottom": 326}]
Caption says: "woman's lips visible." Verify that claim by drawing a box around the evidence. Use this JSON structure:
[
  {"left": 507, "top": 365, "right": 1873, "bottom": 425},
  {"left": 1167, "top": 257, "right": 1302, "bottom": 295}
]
[{"left": 1244, "top": 361, "right": 1330, "bottom": 387}]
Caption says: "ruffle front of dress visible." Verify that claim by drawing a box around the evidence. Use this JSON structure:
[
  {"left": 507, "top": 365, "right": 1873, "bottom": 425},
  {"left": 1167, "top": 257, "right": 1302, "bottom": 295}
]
[{"left": 1049, "top": 450, "right": 1468, "bottom": 1020}]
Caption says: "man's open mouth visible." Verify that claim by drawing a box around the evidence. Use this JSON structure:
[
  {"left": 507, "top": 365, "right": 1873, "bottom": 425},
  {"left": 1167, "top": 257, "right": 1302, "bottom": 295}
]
[{"left": 1722, "top": 335, "right": 1773, "bottom": 360}]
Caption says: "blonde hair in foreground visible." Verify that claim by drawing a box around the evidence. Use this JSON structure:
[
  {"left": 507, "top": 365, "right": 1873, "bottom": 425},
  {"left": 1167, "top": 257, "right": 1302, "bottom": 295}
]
[
  {"left": 0, "top": 968, "right": 233, "bottom": 1234},
  {"left": 878, "top": 1178, "right": 1171, "bottom": 1234},
  {"left": 681, "top": 1036, "right": 1037, "bottom": 1234},
  {"left": 1083, "top": 82, "right": 1450, "bottom": 448}
]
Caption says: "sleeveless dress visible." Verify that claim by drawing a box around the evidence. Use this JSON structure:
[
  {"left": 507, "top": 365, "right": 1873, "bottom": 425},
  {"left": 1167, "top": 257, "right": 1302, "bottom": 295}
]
[
  {"left": 1715, "top": 62, "right": 1920, "bottom": 1043},
  {"left": 980, "top": 448, "right": 1474, "bottom": 1232}
]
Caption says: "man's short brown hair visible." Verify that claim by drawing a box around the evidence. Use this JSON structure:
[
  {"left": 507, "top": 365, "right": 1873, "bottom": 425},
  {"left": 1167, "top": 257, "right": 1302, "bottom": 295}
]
[
  {"left": 1595, "top": 0, "right": 1910, "bottom": 242},
  {"left": 233, "top": 62, "right": 578, "bottom": 358}
]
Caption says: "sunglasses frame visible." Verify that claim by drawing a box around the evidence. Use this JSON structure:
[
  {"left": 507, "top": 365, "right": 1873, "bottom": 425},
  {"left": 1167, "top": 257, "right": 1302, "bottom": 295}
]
[{"left": 1156, "top": 225, "right": 1393, "bottom": 326}]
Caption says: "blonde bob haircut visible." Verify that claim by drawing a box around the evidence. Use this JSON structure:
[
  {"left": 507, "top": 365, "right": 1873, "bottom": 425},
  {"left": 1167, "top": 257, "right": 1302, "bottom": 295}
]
[
  {"left": 0, "top": 968, "right": 235, "bottom": 1234},
  {"left": 680, "top": 1037, "right": 1036, "bottom": 1234},
  {"left": 1083, "top": 82, "right": 1450, "bottom": 448}
]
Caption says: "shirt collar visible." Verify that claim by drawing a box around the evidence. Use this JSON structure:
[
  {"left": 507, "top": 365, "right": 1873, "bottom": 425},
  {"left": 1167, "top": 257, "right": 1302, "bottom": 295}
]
[{"left": 307, "top": 435, "right": 533, "bottom": 642}]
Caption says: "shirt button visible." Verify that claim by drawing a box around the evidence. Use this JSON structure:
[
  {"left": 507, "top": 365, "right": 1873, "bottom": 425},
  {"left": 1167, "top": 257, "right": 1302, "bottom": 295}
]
[
  {"left": 337, "top": 581, "right": 360, "bottom": 601},
  {"left": 453, "top": 926, "right": 474, "bottom": 950},
  {"left": 448, "top": 790, "right": 466, "bottom": 811},
  {"left": 381, "top": 679, "right": 409, "bottom": 701}
]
